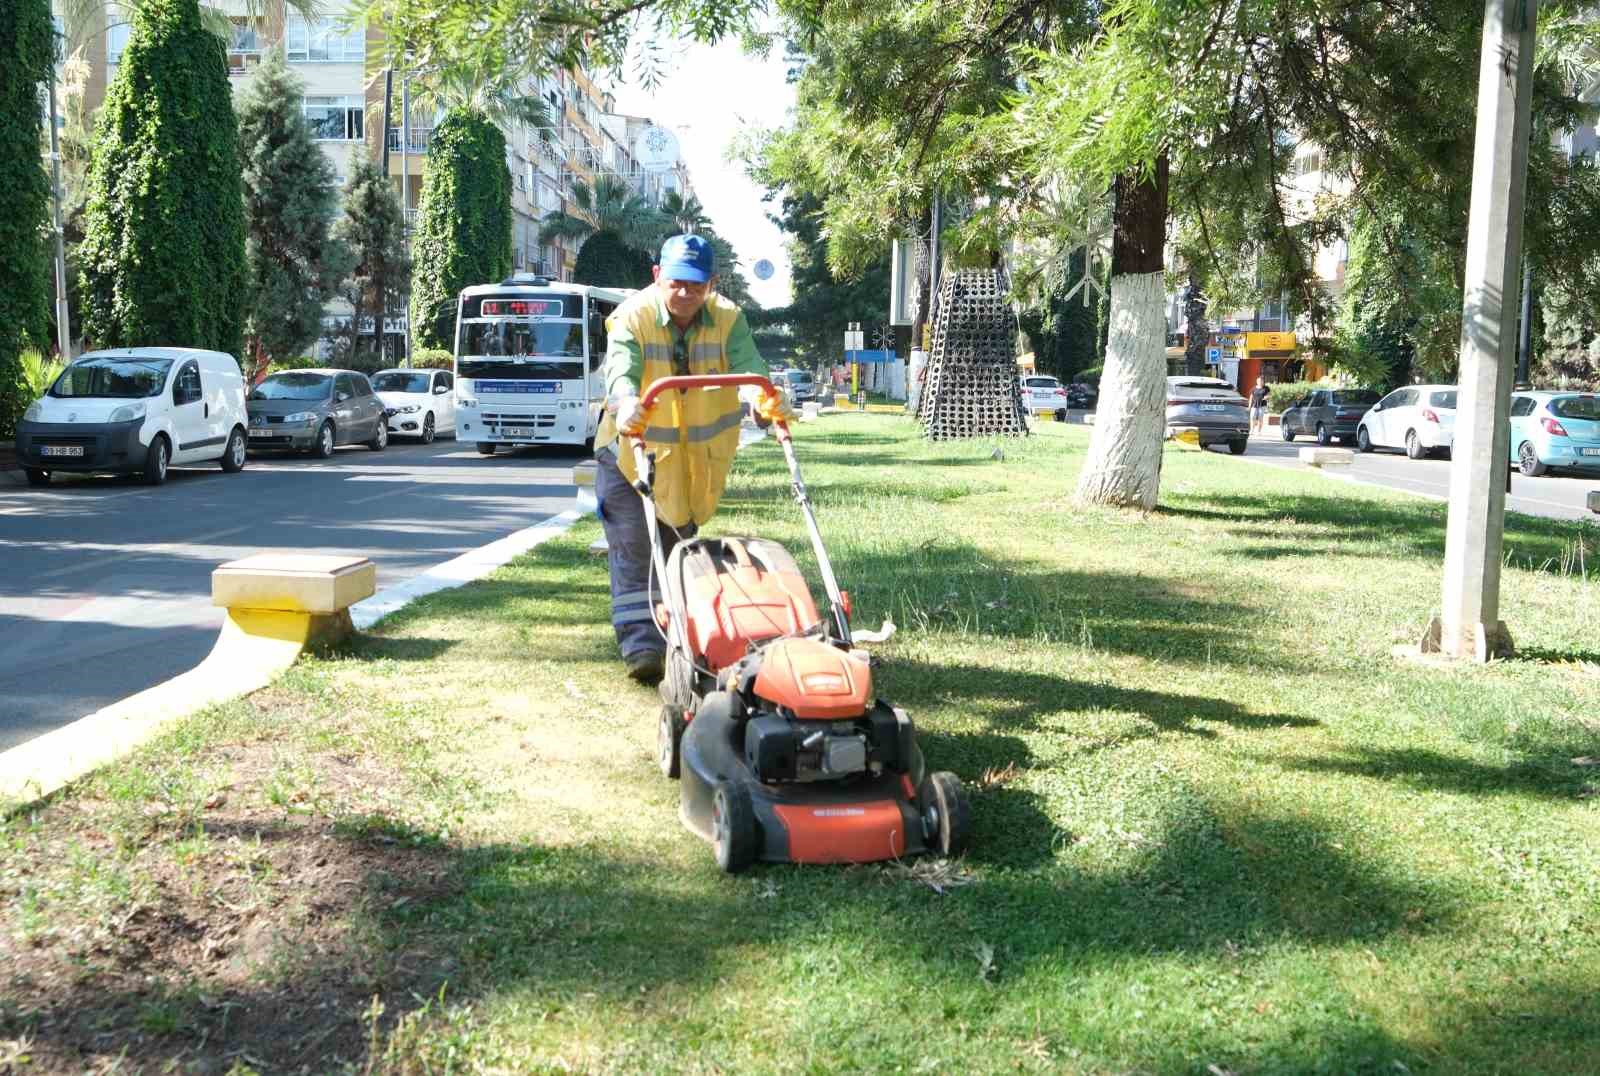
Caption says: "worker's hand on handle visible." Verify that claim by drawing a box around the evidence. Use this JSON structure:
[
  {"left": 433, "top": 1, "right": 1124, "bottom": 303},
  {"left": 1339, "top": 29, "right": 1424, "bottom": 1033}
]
[
  {"left": 756, "top": 388, "right": 797, "bottom": 428},
  {"left": 614, "top": 395, "right": 647, "bottom": 437}
]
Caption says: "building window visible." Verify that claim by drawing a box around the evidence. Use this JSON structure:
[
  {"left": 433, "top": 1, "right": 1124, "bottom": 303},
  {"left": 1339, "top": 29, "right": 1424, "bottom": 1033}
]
[
  {"left": 286, "top": 16, "right": 366, "bottom": 62},
  {"left": 304, "top": 96, "right": 364, "bottom": 141},
  {"left": 107, "top": 22, "right": 131, "bottom": 63}
]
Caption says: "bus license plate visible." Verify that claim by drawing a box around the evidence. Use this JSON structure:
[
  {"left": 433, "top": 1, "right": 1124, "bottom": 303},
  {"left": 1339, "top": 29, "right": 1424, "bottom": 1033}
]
[
  {"left": 501, "top": 426, "right": 529, "bottom": 437},
  {"left": 1581, "top": 448, "right": 1600, "bottom": 456},
  {"left": 42, "top": 445, "right": 84, "bottom": 457}
]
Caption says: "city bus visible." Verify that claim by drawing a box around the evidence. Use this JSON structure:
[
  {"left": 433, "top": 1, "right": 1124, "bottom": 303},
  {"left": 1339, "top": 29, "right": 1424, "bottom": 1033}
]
[{"left": 452, "top": 275, "right": 633, "bottom": 454}]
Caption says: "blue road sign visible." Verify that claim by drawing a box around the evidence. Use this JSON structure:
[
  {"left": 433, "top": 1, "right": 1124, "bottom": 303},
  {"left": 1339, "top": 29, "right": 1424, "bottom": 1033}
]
[{"left": 1206, "top": 347, "right": 1221, "bottom": 362}]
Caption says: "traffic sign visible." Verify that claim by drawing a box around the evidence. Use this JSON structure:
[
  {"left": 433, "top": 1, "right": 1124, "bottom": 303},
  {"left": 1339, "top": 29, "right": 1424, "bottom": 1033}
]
[{"left": 1206, "top": 346, "right": 1221, "bottom": 362}]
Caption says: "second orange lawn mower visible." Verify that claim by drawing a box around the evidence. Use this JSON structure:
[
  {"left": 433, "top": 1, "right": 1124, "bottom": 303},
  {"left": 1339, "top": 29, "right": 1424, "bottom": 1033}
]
[{"left": 627, "top": 373, "right": 971, "bottom": 873}]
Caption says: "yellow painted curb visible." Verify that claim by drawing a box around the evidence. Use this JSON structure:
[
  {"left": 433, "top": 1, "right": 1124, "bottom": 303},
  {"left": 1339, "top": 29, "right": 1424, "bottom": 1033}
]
[{"left": 1, "top": 556, "right": 374, "bottom": 808}]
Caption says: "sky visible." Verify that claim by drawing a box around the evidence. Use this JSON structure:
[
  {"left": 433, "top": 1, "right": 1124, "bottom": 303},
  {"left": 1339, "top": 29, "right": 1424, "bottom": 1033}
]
[{"left": 604, "top": 40, "right": 797, "bottom": 310}]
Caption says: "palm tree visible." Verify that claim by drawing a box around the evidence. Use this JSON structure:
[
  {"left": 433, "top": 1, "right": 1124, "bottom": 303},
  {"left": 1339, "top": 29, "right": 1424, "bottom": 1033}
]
[
  {"left": 659, "top": 189, "right": 708, "bottom": 235},
  {"left": 539, "top": 176, "right": 665, "bottom": 252}
]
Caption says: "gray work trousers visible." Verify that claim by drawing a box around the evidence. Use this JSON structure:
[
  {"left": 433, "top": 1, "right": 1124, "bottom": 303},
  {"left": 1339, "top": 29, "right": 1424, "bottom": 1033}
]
[{"left": 594, "top": 446, "right": 696, "bottom": 659}]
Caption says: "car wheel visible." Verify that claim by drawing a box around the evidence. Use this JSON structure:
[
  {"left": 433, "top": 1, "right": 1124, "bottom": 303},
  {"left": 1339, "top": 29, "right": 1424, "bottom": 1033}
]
[
  {"left": 24, "top": 467, "right": 50, "bottom": 487},
  {"left": 1316, "top": 423, "right": 1332, "bottom": 446},
  {"left": 919, "top": 772, "right": 971, "bottom": 858},
  {"left": 1281, "top": 419, "right": 1295, "bottom": 442},
  {"left": 314, "top": 421, "right": 336, "bottom": 459},
  {"left": 367, "top": 419, "right": 387, "bottom": 451},
  {"left": 1518, "top": 440, "right": 1547, "bottom": 477},
  {"left": 220, "top": 427, "right": 246, "bottom": 473},
  {"left": 1228, "top": 439, "right": 1248, "bottom": 455},
  {"left": 1357, "top": 426, "right": 1373, "bottom": 453},
  {"left": 1405, "top": 429, "right": 1425, "bottom": 460},
  {"left": 142, "top": 434, "right": 170, "bottom": 485},
  {"left": 711, "top": 781, "right": 758, "bottom": 874},
  {"left": 476, "top": 442, "right": 496, "bottom": 455},
  {"left": 421, "top": 412, "right": 435, "bottom": 444}
]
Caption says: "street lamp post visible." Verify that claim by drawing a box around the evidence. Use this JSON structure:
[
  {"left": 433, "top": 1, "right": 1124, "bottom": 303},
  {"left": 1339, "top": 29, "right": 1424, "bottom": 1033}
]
[
  {"left": 1430, "top": 0, "right": 1537, "bottom": 661},
  {"left": 48, "top": 28, "right": 71, "bottom": 360}
]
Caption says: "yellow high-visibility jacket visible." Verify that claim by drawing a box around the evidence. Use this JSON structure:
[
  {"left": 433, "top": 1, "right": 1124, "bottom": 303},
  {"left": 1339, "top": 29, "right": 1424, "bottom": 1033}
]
[{"left": 596, "top": 287, "right": 766, "bottom": 528}]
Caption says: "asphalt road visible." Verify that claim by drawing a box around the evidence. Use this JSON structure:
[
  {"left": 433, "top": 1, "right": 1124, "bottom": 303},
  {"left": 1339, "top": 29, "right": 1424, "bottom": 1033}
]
[
  {"left": 0, "top": 438, "right": 582, "bottom": 752},
  {"left": 1226, "top": 433, "right": 1600, "bottom": 522}
]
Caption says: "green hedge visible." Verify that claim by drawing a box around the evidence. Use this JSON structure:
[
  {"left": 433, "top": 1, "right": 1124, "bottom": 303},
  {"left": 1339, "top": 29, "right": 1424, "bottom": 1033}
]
[{"left": 1266, "top": 380, "right": 1331, "bottom": 413}]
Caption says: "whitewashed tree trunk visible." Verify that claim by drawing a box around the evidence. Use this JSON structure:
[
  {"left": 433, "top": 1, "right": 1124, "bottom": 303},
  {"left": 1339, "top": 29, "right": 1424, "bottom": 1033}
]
[{"left": 1074, "top": 269, "right": 1167, "bottom": 509}]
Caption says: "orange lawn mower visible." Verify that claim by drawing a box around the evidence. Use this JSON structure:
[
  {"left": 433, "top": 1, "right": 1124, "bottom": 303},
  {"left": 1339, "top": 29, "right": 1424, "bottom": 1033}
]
[{"left": 628, "top": 373, "right": 971, "bottom": 873}]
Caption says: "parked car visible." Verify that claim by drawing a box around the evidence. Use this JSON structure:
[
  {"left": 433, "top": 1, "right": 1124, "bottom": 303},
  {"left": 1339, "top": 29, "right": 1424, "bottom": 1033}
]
[
  {"left": 1508, "top": 390, "right": 1600, "bottom": 476},
  {"left": 1280, "top": 387, "right": 1381, "bottom": 445},
  {"left": 776, "top": 368, "right": 820, "bottom": 405},
  {"left": 1165, "top": 376, "right": 1250, "bottom": 454},
  {"left": 15, "top": 348, "right": 248, "bottom": 487},
  {"left": 373, "top": 367, "right": 455, "bottom": 443},
  {"left": 1356, "top": 384, "right": 1457, "bottom": 458},
  {"left": 246, "top": 369, "right": 387, "bottom": 457},
  {"left": 1022, "top": 375, "right": 1071, "bottom": 420}
]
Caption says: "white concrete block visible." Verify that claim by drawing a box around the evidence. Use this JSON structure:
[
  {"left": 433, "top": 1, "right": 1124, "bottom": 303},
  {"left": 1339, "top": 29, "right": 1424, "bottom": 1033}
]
[{"left": 1298, "top": 447, "right": 1355, "bottom": 468}]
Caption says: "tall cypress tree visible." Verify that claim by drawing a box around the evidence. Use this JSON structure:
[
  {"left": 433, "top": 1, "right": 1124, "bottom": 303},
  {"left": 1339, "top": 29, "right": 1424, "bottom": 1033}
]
[
  {"left": 78, "top": 0, "right": 246, "bottom": 356},
  {"left": 0, "top": 0, "right": 54, "bottom": 437},
  {"left": 236, "top": 48, "right": 347, "bottom": 374},
  {"left": 334, "top": 156, "right": 412, "bottom": 364},
  {"left": 409, "top": 108, "right": 513, "bottom": 349}
]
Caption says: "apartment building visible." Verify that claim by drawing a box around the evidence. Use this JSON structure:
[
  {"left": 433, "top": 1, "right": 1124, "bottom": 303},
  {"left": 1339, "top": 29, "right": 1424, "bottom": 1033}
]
[
  {"left": 1169, "top": 139, "right": 1347, "bottom": 389},
  {"left": 59, "top": 0, "right": 695, "bottom": 352}
]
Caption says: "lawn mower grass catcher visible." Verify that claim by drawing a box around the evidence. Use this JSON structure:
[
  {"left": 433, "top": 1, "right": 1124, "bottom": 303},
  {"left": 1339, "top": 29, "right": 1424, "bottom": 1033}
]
[{"left": 628, "top": 373, "right": 971, "bottom": 874}]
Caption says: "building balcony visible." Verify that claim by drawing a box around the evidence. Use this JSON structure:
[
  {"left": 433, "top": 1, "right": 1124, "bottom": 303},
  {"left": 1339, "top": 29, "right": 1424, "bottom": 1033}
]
[{"left": 386, "top": 127, "right": 433, "bottom": 154}]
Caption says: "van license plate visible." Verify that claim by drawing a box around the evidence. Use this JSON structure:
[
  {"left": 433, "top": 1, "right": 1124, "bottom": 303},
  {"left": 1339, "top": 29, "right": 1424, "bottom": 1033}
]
[
  {"left": 42, "top": 445, "right": 84, "bottom": 457},
  {"left": 500, "top": 426, "right": 529, "bottom": 437}
]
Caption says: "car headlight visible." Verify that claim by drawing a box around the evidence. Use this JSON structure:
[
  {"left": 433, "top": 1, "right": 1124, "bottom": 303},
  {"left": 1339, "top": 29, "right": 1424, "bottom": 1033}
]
[
  {"left": 23, "top": 400, "right": 43, "bottom": 423},
  {"left": 283, "top": 411, "right": 317, "bottom": 424},
  {"left": 395, "top": 404, "right": 422, "bottom": 414},
  {"left": 108, "top": 403, "right": 146, "bottom": 423}
]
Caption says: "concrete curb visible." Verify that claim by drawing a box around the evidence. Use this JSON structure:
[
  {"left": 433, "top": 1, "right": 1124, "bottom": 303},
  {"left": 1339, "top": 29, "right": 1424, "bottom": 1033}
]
[{"left": 0, "top": 507, "right": 583, "bottom": 807}]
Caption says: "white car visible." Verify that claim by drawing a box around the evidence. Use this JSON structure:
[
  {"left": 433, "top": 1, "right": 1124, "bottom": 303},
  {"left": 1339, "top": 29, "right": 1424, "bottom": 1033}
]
[
  {"left": 1022, "top": 375, "right": 1071, "bottom": 420},
  {"left": 1356, "top": 384, "right": 1457, "bottom": 459},
  {"left": 15, "top": 347, "right": 249, "bottom": 486},
  {"left": 373, "top": 367, "right": 455, "bottom": 443}
]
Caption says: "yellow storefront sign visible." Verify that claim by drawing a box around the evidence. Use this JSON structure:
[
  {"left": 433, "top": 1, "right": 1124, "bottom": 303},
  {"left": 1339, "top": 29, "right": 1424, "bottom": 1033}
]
[{"left": 1244, "top": 331, "right": 1296, "bottom": 356}]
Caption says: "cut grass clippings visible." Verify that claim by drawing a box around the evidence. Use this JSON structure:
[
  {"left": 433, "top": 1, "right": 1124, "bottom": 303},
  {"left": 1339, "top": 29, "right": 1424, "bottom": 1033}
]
[{"left": 3, "top": 417, "right": 1599, "bottom": 1074}]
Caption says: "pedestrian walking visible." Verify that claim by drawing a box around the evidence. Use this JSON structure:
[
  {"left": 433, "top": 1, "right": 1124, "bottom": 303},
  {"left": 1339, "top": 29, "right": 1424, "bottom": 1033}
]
[{"left": 1249, "top": 377, "right": 1269, "bottom": 434}]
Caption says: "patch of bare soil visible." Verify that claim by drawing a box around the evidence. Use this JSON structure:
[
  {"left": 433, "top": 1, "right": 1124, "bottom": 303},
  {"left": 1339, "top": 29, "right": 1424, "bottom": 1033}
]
[{"left": 0, "top": 741, "right": 463, "bottom": 1074}]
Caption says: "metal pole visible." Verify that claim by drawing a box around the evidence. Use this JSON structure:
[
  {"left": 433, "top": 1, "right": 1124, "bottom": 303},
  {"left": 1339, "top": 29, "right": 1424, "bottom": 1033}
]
[
  {"left": 381, "top": 69, "right": 392, "bottom": 173},
  {"left": 1434, "top": 0, "right": 1537, "bottom": 662},
  {"left": 47, "top": 48, "right": 71, "bottom": 360},
  {"left": 401, "top": 75, "right": 411, "bottom": 367},
  {"left": 1516, "top": 260, "right": 1533, "bottom": 385}
]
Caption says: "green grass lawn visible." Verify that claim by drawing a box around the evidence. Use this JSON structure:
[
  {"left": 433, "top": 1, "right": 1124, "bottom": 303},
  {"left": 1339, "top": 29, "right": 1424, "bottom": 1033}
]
[{"left": 3, "top": 418, "right": 1598, "bottom": 1074}]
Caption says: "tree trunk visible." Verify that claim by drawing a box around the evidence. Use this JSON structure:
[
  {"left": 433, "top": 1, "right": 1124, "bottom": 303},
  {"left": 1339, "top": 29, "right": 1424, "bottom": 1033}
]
[
  {"left": 1075, "top": 156, "right": 1169, "bottom": 510},
  {"left": 1183, "top": 266, "right": 1208, "bottom": 376}
]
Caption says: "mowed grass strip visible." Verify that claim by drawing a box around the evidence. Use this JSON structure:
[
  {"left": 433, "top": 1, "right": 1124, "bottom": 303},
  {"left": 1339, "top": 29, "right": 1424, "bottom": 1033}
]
[{"left": 3, "top": 417, "right": 1598, "bottom": 1074}]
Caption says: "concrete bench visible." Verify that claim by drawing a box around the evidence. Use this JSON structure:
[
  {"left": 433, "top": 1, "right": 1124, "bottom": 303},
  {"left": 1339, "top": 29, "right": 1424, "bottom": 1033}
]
[{"left": 1299, "top": 447, "right": 1355, "bottom": 468}]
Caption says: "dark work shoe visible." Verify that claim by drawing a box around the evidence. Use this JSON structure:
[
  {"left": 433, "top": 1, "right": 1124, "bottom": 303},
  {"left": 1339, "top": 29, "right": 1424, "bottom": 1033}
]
[{"left": 624, "top": 650, "right": 665, "bottom": 685}]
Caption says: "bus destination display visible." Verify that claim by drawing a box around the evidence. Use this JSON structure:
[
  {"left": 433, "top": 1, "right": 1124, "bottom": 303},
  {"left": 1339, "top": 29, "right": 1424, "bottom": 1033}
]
[{"left": 480, "top": 299, "right": 563, "bottom": 317}]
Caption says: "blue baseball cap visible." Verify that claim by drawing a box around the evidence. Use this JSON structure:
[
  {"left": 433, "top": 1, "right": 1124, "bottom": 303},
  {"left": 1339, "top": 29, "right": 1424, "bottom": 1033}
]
[{"left": 658, "top": 233, "right": 715, "bottom": 283}]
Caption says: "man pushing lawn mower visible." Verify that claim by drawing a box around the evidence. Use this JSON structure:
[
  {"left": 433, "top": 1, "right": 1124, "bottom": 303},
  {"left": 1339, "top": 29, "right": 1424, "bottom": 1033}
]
[{"left": 593, "top": 233, "right": 789, "bottom": 684}]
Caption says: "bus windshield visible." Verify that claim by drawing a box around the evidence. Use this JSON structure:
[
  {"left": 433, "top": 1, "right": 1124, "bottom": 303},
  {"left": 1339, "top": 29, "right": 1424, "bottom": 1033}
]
[{"left": 458, "top": 320, "right": 585, "bottom": 380}]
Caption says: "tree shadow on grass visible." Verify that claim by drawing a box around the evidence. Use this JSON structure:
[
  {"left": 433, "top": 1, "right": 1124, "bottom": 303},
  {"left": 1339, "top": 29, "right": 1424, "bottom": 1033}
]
[
  {"left": 1270, "top": 744, "right": 1598, "bottom": 802},
  {"left": 1159, "top": 492, "right": 1598, "bottom": 579}
]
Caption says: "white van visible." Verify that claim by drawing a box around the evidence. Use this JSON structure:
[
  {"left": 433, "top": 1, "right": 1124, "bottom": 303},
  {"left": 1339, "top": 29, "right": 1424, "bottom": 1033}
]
[{"left": 15, "top": 348, "right": 249, "bottom": 486}]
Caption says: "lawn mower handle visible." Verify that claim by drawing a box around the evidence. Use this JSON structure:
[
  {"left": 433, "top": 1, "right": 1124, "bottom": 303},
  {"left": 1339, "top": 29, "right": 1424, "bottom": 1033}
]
[{"left": 629, "top": 373, "right": 790, "bottom": 485}]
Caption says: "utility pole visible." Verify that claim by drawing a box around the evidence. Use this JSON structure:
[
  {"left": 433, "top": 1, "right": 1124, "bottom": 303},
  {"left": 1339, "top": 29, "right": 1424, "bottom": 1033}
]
[
  {"left": 400, "top": 74, "right": 411, "bottom": 368},
  {"left": 1516, "top": 261, "right": 1533, "bottom": 385},
  {"left": 47, "top": 25, "right": 71, "bottom": 360},
  {"left": 1431, "top": 0, "right": 1537, "bottom": 662}
]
